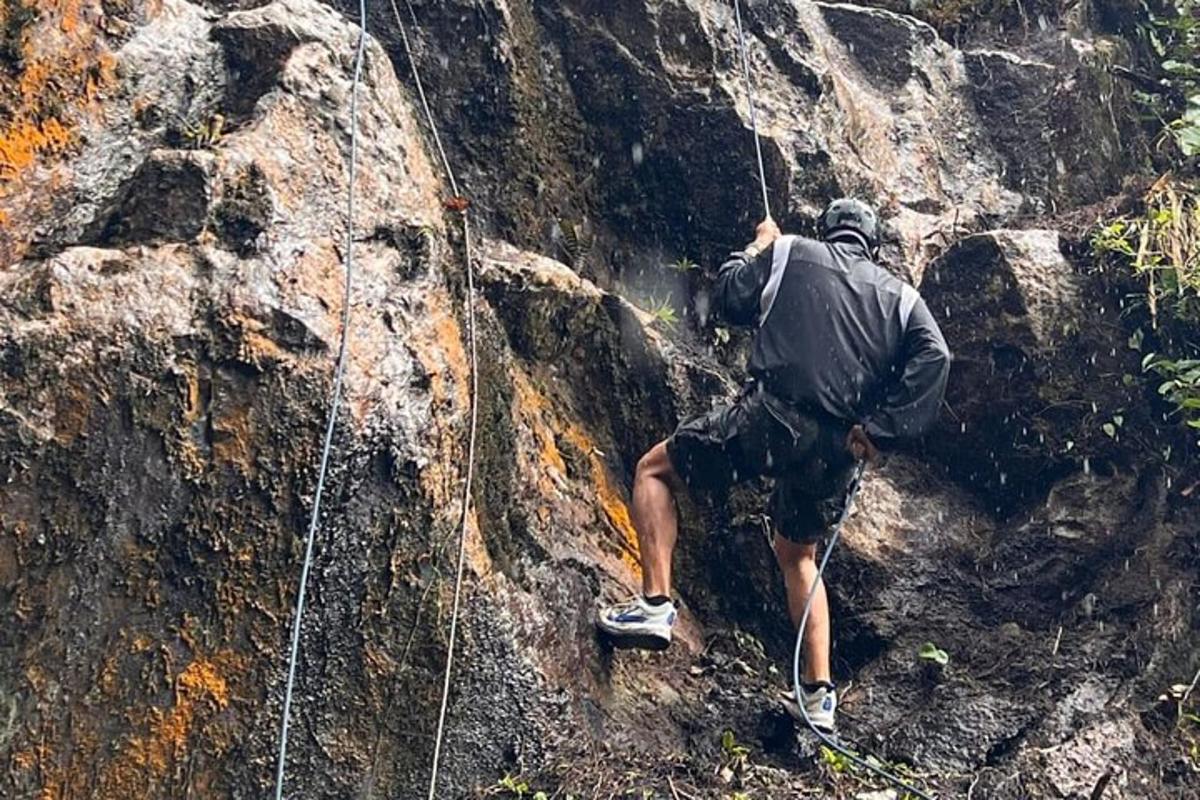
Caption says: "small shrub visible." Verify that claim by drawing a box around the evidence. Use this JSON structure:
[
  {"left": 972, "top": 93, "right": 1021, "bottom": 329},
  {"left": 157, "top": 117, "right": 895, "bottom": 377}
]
[
  {"left": 917, "top": 642, "right": 950, "bottom": 666},
  {"left": 646, "top": 296, "right": 678, "bottom": 328}
]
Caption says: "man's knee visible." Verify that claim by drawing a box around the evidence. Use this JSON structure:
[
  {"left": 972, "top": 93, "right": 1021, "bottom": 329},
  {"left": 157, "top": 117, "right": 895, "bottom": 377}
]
[{"left": 636, "top": 440, "right": 678, "bottom": 485}]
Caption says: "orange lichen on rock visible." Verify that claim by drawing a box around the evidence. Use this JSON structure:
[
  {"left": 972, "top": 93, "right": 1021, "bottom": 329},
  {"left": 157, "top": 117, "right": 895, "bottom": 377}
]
[
  {"left": 511, "top": 370, "right": 567, "bottom": 478},
  {"left": 212, "top": 398, "right": 255, "bottom": 474},
  {"left": 0, "top": 0, "right": 127, "bottom": 258},
  {"left": 409, "top": 291, "right": 471, "bottom": 508},
  {"left": 562, "top": 425, "right": 642, "bottom": 576},
  {"left": 95, "top": 652, "right": 238, "bottom": 794},
  {"left": 0, "top": 118, "right": 72, "bottom": 179}
]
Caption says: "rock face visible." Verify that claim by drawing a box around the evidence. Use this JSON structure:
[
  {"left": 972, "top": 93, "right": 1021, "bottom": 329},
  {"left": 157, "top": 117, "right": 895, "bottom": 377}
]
[
  {"left": 921, "top": 229, "right": 1146, "bottom": 507},
  {"left": 1, "top": 1, "right": 1197, "bottom": 799}
]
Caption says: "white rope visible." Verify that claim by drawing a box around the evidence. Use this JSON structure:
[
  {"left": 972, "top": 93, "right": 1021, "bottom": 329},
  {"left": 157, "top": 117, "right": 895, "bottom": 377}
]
[
  {"left": 272, "top": 2, "right": 367, "bottom": 797},
  {"left": 792, "top": 462, "right": 935, "bottom": 800},
  {"left": 732, "top": 0, "right": 771, "bottom": 219},
  {"left": 387, "top": 3, "right": 481, "bottom": 798}
]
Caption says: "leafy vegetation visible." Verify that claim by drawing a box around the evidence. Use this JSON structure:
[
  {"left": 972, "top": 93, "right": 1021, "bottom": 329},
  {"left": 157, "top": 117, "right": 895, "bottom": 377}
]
[
  {"left": 1146, "top": 354, "right": 1200, "bottom": 430},
  {"left": 720, "top": 729, "right": 750, "bottom": 761},
  {"left": 1137, "top": 0, "right": 1200, "bottom": 160},
  {"left": 558, "top": 219, "right": 595, "bottom": 270},
  {"left": 1094, "top": 178, "right": 1195, "bottom": 438},
  {"left": 646, "top": 296, "right": 679, "bottom": 328},
  {"left": 917, "top": 642, "right": 950, "bottom": 667},
  {"left": 718, "top": 729, "right": 752, "bottom": 786},
  {"left": 492, "top": 774, "right": 547, "bottom": 800},
  {"left": 1093, "top": 179, "right": 1200, "bottom": 438},
  {"left": 1161, "top": 678, "right": 1200, "bottom": 770}
]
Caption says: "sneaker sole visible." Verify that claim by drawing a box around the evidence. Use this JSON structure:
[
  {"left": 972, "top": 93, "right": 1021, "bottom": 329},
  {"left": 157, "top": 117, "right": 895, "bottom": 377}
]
[{"left": 598, "top": 629, "right": 672, "bottom": 652}]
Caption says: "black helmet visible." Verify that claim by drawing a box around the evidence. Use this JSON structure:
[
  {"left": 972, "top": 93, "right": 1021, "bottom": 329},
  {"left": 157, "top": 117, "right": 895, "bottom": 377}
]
[{"left": 818, "top": 198, "right": 879, "bottom": 250}]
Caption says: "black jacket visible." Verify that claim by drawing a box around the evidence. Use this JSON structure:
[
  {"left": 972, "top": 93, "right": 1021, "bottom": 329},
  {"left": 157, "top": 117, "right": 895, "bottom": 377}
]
[{"left": 715, "top": 234, "right": 950, "bottom": 442}]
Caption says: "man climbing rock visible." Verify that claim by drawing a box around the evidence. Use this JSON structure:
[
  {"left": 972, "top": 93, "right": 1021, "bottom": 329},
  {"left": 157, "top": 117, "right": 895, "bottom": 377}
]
[{"left": 597, "top": 199, "right": 951, "bottom": 732}]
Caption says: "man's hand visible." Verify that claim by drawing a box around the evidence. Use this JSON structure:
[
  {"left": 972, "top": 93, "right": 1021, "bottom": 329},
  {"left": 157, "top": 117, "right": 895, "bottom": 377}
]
[
  {"left": 846, "top": 424, "right": 879, "bottom": 463},
  {"left": 752, "top": 217, "right": 781, "bottom": 250},
  {"left": 744, "top": 217, "right": 781, "bottom": 258}
]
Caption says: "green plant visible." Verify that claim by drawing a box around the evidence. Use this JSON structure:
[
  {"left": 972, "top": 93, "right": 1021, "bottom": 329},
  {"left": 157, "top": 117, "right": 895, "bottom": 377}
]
[
  {"left": 1144, "top": 353, "right": 1200, "bottom": 429},
  {"left": 556, "top": 219, "right": 593, "bottom": 268},
  {"left": 494, "top": 774, "right": 541, "bottom": 798},
  {"left": 1094, "top": 182, "right": 1200, "bottom": 324},
  {"left": 1142, "top": 0, "right": 1200, "bottom": 157},
  {"left": 819, "top": 744, "right": 853, "bottom": 774},
  {"left": 918, "top": 642, "right": 950, "bottom": 666},
  {"left": 721, "top": 729, "right": 750, "bottom": 760},
  {"left": 1094, "top": 180, "right": 1200, "bottom": 449},
  {"left": 670, "top": 256, "right": 698, "bottom": 273},
  {"left": 1102, "top": 414, "right": 1126, "bottom": 438},
  {"left": 1091, "top": 219, "right": 1137, "bottom": 259},
  {"left": 646, "top": 297, "right": 678, "bottom": 328}
]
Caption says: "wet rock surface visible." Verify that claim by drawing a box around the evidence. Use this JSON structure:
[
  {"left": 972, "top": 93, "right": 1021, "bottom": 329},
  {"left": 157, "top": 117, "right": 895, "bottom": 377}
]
[
  {"left": 921, "top": 229, "right": 1147, "bottom": 508},
  {"left": 1, "top": 1, "right": 1197, "bottom": 799}
]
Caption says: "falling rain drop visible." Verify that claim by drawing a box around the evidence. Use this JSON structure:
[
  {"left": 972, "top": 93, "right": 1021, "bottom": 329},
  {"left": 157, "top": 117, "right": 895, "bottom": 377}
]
[{"left": 631, "top": 142, "right": 644, "bottom": 165}]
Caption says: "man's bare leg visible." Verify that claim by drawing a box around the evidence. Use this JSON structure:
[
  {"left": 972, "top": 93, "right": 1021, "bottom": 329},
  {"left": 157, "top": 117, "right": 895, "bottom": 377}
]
[
  {"left": 773, "top": 536, "right": 832, "bottom": 684},
  {"left": 631, "top": 441, "right": 680, "bottom": 598}
]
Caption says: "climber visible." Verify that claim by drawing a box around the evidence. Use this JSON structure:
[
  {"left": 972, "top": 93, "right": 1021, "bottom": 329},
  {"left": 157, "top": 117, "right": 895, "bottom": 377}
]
[{"left": 597, "top": 198, "right": 951, "bottom": 732}]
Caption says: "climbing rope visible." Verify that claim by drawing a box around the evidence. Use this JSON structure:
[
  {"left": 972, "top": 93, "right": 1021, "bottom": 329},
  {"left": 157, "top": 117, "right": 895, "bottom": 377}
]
[
  {"left": 387, "top": 3, "right": 482, "bottom": 799},
  {"left": 272, "top": 1, "right": 368, "bottom": 798},
  {"left": 792, "top": 461, "right": 936, "bottom": 800},
  {"left": 731, "top": 0, "right": 771, "bottom": 219}
]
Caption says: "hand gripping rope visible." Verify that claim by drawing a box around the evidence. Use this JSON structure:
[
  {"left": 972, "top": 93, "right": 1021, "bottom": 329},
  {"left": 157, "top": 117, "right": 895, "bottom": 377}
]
[
  {"left": 273, "top": 0, "right": 367, "bottom": 797},
  {"left": 386, "top": 2, "right": 482, "bottom": 799},
  {"left": 792, "top": 461, "right": 935, "bottom": 800}
]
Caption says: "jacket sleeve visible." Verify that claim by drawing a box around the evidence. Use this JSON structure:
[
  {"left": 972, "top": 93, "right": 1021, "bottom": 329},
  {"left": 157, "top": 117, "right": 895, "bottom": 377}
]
[
  {"left": 714, "top": 243, "right": 776, "bottom": 327},
  {"left": 863, "top": 294, "right": 951, "bottom": 441}
]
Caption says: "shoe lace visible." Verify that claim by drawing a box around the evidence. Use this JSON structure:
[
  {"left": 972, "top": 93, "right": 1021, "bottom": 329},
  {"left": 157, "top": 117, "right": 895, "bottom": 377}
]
[{"left": 608, "top": 597, "right": 644, "bottom": 616}]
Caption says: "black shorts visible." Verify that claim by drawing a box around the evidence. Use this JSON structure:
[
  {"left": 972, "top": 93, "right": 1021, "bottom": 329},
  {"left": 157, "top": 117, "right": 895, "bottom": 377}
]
[{"left": 666, "top": 388, "right": 856, "bottom": 543}]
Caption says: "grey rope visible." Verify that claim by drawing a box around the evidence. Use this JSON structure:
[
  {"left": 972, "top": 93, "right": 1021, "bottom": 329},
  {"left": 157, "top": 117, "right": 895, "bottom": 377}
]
[
  {"left": 792, "top": 461, "right": 936, "bottom": 800},
  {"left": 272, "top": 1, "right": 368, "bottom": 797},
  {"left": 732, "top": 0, "right": 771, "bottom": 219},
  {"left": 387, "top": 4, "right": 482, "bottom": 798}
]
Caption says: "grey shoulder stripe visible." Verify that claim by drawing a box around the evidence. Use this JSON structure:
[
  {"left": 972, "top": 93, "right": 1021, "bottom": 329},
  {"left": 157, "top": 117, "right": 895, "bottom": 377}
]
[
  {"left": 759, "top": 234, "right": 795, "bottom": 325},
  {"left": 899, "top": 283, "right": 920, "bottom": 330}
]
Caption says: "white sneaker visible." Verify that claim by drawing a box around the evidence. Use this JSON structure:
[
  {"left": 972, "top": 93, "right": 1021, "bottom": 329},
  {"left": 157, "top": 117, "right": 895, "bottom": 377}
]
[
  {"left": 780, "top": 683, "right": 837, "bottom": 733},
  {"left": 597, "top": 595, "right": 676, "bottom": 651}
]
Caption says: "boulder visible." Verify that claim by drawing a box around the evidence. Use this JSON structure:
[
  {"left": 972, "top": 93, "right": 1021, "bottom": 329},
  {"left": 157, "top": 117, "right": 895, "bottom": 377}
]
[{"left": 920, "top": 230, "right": 1144, "bottom": 509}]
